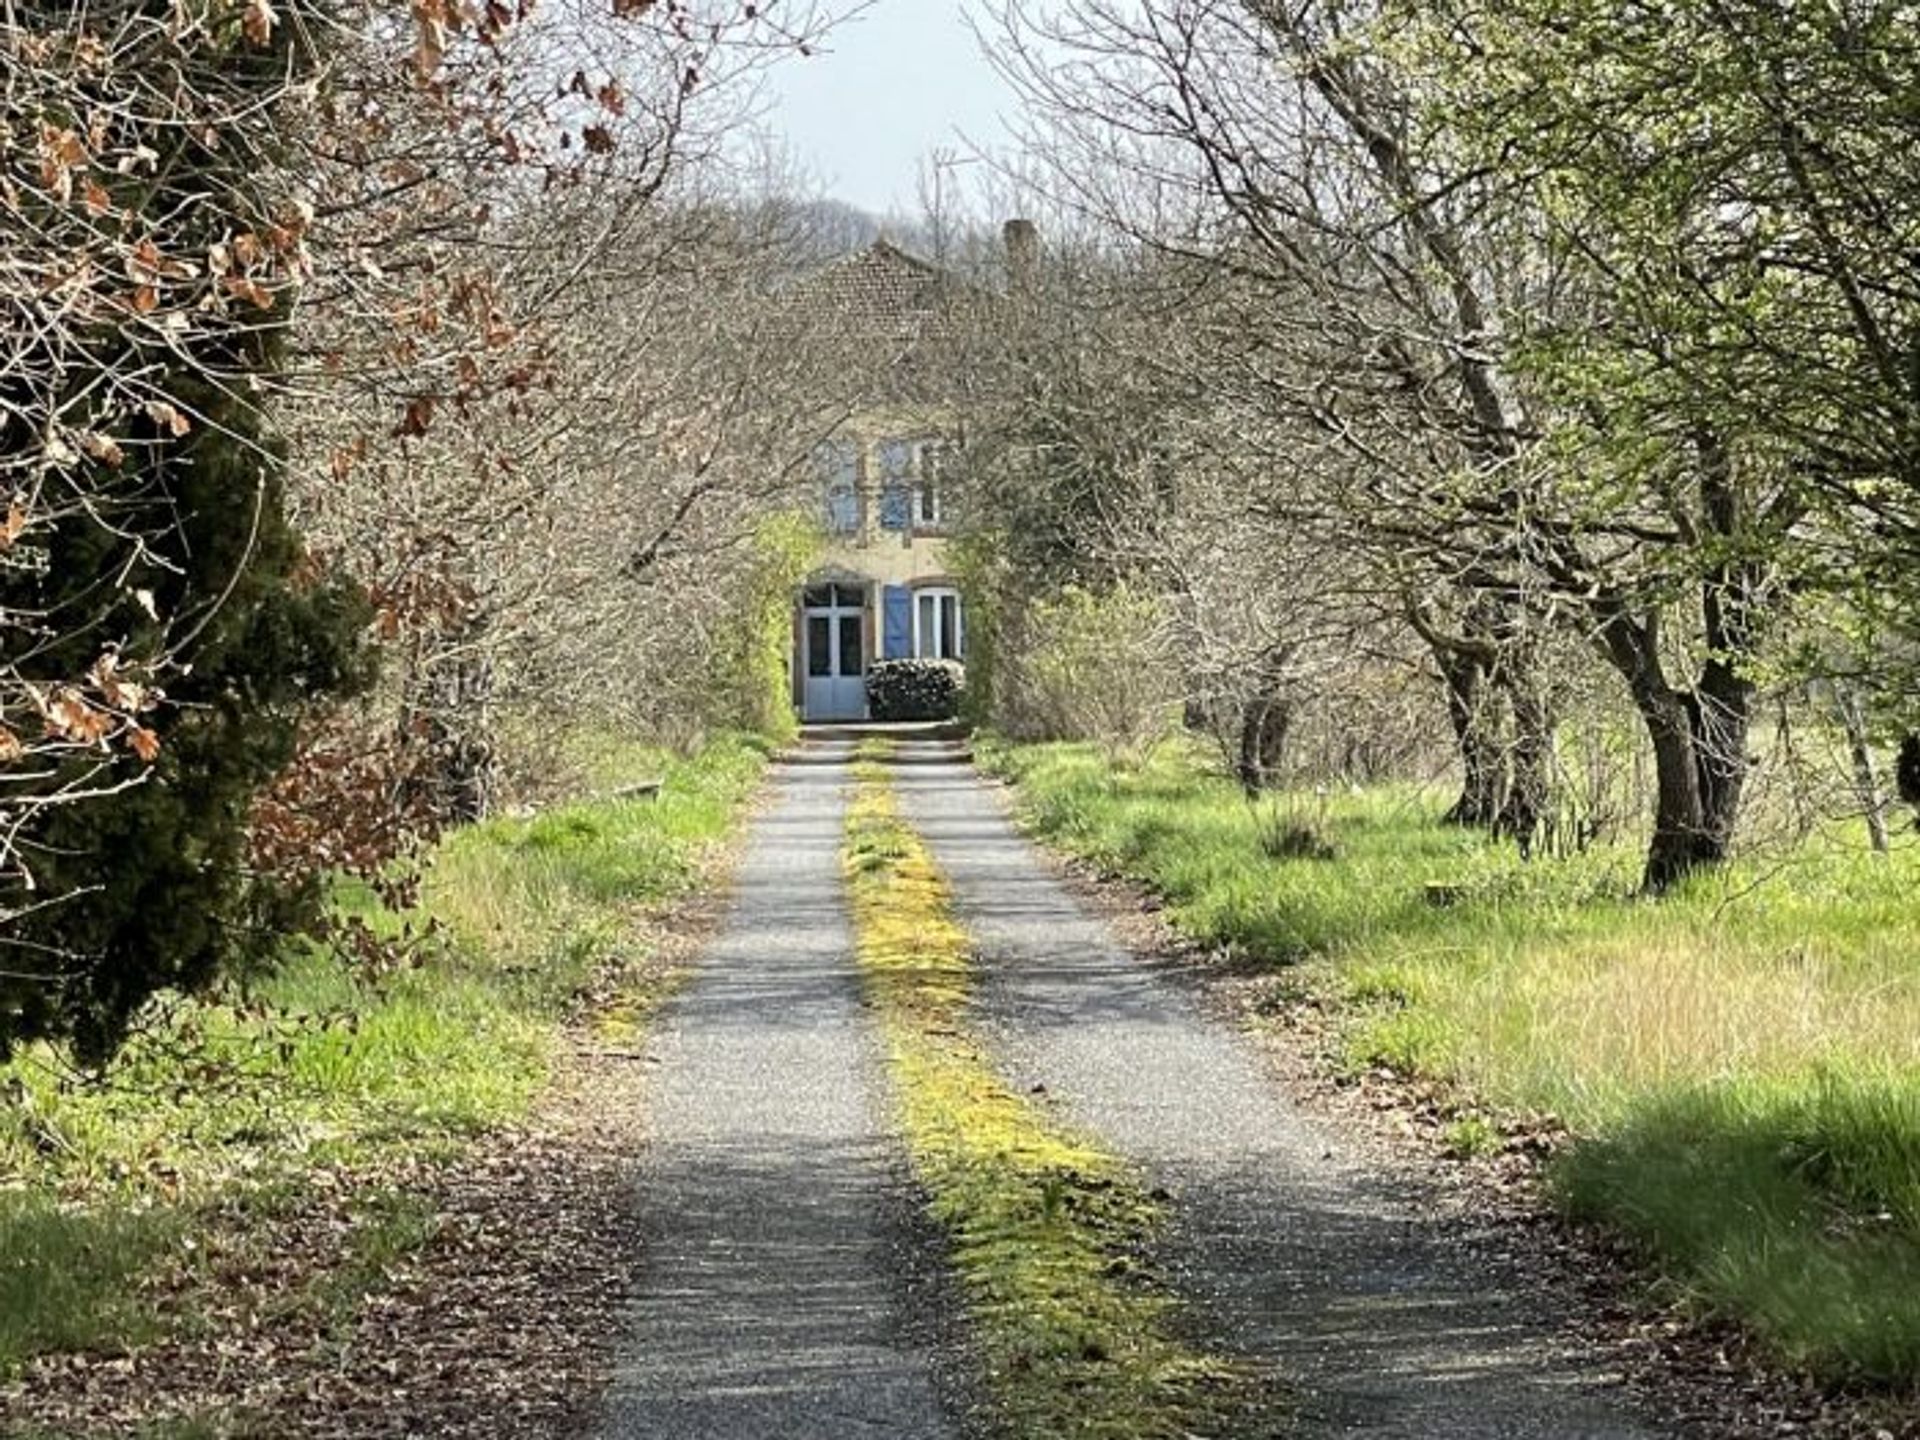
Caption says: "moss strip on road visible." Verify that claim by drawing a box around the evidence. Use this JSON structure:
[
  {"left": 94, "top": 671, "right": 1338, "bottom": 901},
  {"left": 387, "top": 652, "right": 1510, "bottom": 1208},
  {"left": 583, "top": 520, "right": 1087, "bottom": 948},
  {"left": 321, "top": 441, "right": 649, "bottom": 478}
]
[{"left": 843, "top": 758, "right": 1282, "bottom": 1440}]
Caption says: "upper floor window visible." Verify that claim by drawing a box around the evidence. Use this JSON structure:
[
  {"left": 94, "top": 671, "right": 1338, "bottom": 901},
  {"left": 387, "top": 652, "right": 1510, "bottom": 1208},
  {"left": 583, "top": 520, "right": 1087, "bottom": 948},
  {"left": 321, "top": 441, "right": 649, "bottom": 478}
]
[
  {"left": 878, "top": 440, "right": 914, "bottom": 532},
  {"left": 817, "top": 441, "right": 858, "bottom": 534},
  {"left": 872, "top": 437, "right": 952, "bottom": 533}
]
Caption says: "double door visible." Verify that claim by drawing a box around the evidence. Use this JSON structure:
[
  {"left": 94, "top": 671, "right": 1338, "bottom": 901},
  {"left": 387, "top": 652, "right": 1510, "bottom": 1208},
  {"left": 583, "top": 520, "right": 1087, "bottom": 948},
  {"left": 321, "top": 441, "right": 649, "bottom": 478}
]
[{"left": 803, "top": 586, "right": 866, "bottom": 722}]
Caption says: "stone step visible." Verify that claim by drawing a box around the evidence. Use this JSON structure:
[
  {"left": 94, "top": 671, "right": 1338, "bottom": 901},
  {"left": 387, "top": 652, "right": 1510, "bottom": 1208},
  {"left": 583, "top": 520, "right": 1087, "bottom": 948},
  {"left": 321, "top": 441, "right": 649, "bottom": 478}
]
[{"left": 776, "top": 739, "right": 974, "bottom": 768}]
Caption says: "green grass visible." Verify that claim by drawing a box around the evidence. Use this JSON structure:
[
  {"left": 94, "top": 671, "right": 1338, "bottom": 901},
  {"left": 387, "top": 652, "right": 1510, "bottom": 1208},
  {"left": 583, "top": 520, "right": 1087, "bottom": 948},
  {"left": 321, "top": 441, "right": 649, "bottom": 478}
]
[
  {"left": 1557, "top": 1076, "right": 1920, "bottom": 1381},
  {"left": 0, "top": 1194, "right": 184, "bottom": 1369},
  {"left": 979, "top": 736, "right": 1920, "bottom": 1386},
  {"left": 0, "top": 732, "right": 766, "bottom": 1379},
  {"left": 843, "top": 769, "right": 1282, "bottom": 1438}
]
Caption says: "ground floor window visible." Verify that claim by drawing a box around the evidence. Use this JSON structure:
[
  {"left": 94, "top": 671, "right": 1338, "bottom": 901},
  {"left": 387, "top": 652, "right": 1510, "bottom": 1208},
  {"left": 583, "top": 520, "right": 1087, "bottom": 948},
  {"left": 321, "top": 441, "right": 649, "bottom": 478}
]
[{"left": 914, "top": 587, "right": 962, "bottom": 661}]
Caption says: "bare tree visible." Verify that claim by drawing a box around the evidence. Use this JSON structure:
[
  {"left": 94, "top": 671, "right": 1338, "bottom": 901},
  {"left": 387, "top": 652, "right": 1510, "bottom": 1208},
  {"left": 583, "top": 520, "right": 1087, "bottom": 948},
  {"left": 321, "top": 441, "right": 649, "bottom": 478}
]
[{"left": 986, "top": 0, "right": 1808, "bottom": 887}]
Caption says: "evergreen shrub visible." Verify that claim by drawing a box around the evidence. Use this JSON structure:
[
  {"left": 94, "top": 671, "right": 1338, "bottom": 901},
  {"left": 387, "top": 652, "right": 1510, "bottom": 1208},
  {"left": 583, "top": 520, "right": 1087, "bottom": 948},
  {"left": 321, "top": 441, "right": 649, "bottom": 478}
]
[{"left": 867, "top": 660, "right": 966, "bottom": 722}]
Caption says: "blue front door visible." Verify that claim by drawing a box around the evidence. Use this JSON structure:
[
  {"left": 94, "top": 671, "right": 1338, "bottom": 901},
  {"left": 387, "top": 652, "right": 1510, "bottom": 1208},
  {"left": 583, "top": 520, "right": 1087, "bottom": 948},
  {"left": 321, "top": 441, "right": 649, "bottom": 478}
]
[{"left": 802, "top": 585, "right": 866, "bottom": 721}]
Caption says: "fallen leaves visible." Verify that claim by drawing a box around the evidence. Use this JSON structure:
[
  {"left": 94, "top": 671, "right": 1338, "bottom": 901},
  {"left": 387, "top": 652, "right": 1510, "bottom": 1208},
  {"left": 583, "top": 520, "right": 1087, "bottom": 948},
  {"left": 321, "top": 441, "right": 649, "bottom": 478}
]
[
  {"left": 394, "top": 395, "right": 436, "bottom": 438},
  {"left": 1, "top": 1047, "right": 653, "bottom": 1440},
  {"left": 0, "top": 883, "right": 732, "bottom": 1440}
]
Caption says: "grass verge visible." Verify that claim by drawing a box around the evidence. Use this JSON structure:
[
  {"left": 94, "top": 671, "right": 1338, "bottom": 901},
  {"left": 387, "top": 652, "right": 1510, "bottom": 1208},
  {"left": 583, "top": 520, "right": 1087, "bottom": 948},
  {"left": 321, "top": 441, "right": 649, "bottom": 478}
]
[
  {"left": 978, "top": 737, "right": 1920, "bottom": 1387},
  {"left": 843, "top": 756, "right": 1281, "bottom": 1438},
  {"left": 0, "top": 732, "right": 767, "bottom": 1381}
]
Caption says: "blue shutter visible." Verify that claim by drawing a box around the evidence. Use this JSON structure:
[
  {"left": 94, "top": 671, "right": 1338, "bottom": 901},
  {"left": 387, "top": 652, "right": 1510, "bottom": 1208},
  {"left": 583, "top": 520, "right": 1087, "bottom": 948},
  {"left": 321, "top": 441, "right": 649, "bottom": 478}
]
[{"left": 883, "top": 586, "right": 913, "bottom": 659}]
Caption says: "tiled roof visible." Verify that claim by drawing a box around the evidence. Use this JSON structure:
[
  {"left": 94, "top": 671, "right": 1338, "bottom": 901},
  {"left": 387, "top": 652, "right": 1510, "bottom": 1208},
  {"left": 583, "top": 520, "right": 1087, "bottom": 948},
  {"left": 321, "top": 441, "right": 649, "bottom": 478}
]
[{"left": 782, "top": 239, "right": 960, "bottom": 343}]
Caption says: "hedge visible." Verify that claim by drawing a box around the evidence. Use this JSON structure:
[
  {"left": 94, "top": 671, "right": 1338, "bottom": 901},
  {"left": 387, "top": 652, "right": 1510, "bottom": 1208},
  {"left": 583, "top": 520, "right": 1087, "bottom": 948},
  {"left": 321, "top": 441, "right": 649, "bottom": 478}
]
[{"left": 868, "top": 660, "right": 966, "bottom": 722}]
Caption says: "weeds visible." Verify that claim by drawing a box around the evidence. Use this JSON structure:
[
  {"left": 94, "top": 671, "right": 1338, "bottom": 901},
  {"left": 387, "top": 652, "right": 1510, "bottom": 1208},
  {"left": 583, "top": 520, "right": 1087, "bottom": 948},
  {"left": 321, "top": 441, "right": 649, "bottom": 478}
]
[
  {"left": 1441, "top": 1115, "right": 1504, "bottom": 1160},
  {"left": 1251, "top": 792, "right": 1338, "bottom": 861}
]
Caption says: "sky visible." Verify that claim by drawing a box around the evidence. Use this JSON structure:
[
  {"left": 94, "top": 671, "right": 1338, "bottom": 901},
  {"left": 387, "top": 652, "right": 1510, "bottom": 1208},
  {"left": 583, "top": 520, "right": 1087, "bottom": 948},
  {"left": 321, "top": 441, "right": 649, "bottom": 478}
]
[{"left": 757, "top": 3, "right": 1021, "bottom": 215}]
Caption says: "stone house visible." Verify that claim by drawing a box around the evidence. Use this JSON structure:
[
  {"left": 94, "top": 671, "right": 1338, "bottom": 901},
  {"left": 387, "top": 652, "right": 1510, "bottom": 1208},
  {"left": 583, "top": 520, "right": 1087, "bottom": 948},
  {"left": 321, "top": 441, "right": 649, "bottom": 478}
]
[{"left": 784, "top": 232, "right": 1022, "bottom": 722}]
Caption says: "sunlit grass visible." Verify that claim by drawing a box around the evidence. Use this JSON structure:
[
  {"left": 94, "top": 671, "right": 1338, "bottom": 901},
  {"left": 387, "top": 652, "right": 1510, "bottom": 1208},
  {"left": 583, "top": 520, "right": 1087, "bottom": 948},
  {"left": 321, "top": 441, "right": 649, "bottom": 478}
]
[
  {"left": 980, "top": 736, "right": 1920, "bottom": 1384},
  {"left": 0, "top": 732, "right": 766, "bottom": 1377}
]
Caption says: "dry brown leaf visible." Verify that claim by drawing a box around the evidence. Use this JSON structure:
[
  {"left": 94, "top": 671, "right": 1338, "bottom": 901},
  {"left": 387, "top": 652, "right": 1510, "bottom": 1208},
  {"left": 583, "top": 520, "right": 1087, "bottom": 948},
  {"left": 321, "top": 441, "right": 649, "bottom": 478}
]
[
  {"left": 412, "top": 2, "right": 448, "bottom": 77},
  {"left": 81, "top": 431, "right": 125, "bottom": 467},
  {"left": 393, "top": 395, "right": 435, "bottom": 438},
  {"left": 144, "top": 400, "right": 192, "bottom": 436},
  {"left": 46, "top": 689, "right": 113, "bottom": 745},
  {"left": 242, "top": 0, "right": 277, "bottom": 44},
  {"left": 224, "top": 274, "right": 274, "bottom": 309}
]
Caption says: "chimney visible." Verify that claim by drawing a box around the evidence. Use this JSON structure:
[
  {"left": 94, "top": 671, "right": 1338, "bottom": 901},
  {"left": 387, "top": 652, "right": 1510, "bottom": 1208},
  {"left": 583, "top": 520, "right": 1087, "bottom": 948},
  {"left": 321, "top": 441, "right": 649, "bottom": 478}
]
[{"left": 1003, "top": 217, "right": 1039, "bottom": 290}]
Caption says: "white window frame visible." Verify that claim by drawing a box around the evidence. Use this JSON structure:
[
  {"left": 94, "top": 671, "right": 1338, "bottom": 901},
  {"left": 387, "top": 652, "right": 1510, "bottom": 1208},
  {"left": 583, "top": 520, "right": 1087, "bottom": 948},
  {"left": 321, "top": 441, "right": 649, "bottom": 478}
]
[
  {"left": 913, "top": 442, "right": 946, "bottom": 529},
  {"left": 913, "top": 586, "right": 963, "bottom": 661},
  {"left": 912, "top": 476, "right": 942, "bottom": 529}
]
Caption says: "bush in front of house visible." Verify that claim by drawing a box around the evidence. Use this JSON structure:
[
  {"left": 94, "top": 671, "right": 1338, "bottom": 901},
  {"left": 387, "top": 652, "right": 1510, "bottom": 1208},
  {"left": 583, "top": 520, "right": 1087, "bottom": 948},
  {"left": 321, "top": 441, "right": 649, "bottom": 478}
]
[{"left": 868, "top": 660, "right": 966, "bottom": 722}]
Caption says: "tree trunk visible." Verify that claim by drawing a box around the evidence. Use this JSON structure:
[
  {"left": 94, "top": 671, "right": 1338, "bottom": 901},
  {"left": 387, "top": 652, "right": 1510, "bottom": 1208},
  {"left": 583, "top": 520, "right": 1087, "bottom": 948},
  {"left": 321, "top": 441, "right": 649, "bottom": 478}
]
[
  {"left": 401, "top": 619, "right": 497, "bottom": 827},
  {"left": 1639, "top": 685, "right": 1719, "bottom": 891},
  {"left": 1608, "top": 429, "right": 1768, "bottom": 892},
  {"left": 1235, "top": 652, "right": 1295, "bottom": 796},
  {"left": 1687, "top": 657, "right": 1753, "bottom": 858},
  {"left": 1437, "top": 648, "right": 1504, "bottom": 827},
  {"left": 1494, "top": 658, "right": 1554, "bottom": 857},
  {"left": 1834, "top": 684, "right": 1889, "bottom": 853},
  {"left": 1597, "top": 608, "right": 1722, "bottom": 893},
  {"left": 1896, "top": 733, "right": 1920, "bottom": 829}
]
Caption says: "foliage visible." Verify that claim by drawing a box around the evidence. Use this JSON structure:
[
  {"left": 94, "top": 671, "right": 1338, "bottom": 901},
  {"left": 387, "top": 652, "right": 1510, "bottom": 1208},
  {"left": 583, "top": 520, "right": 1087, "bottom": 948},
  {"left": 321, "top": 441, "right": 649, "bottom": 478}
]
[
  {"left": 1414, "top": 0, "right": 1920, "bottom": 660},
  {"left": 0, "top": 0, "right": 381, "bottom": 1061},
  {"left": 694, "top": 517, "right": 819, "bottom": 744},
  {"left": 981, "top": 0, "right": 1866, "bottom": 889},
  {"left": 984, "top": 737, "right": 1920, "bottom": 1380},
  {"left": 865, "top": 659, "right": 967, "bottom": 722},
  {"left": 1001, "top": 584, "right": 1181, "bottom": 758},
  {"left": 946, "top": 531, "right": 1010, "bottom": 726},
  {"left": 1, "top": 0, "right": 838, "bottom": 1059},
  {"left": 842, "top": 764, "right": 1283, "bottom": 1437}
]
